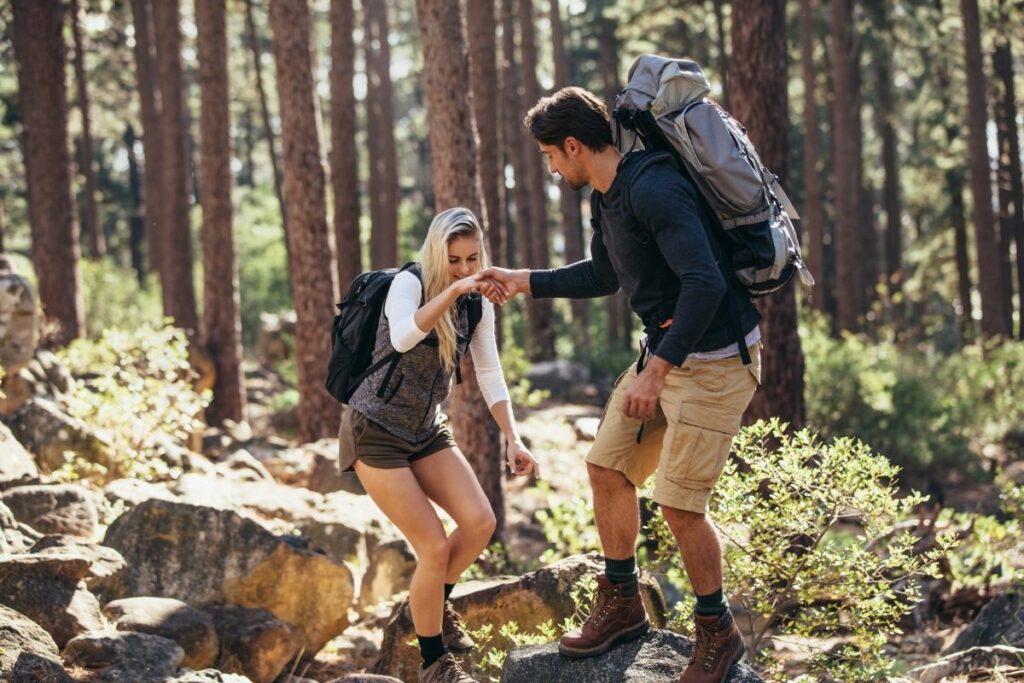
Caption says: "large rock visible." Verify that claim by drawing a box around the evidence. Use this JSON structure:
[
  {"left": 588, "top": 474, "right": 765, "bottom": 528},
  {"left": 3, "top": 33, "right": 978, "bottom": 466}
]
[
  {"left": 104, "top": 477, "right": 179, "bottom": 509},
  {"left": 374, "top": 554, "right": 668, "bottom": 680},
  {"left": 173, "top": 472, "right": 323, "bottom": 523},
  {"left": 0, "top": 499, "right": 42, "bottom": 554},
  {"left": 63, "top": 630, "right": 185, "bottom": 683},
  {"left": 103, "top": 596, "right": 219, "bottom": 670},
  {"left": 28, "top": 535, "right": 127, "bottom": 589},
  {"left": 525, "top": 360, "right": 599, "bottom": 403},
  {"left": 0, "top": 254, "right": 39, "bottom": 373},
  {"left": 166, "top": 670, "right": 254, "bottom": 682},
  {"left": 356, "top": 539, "right": 417, "bottom": 613},
  {"left": 206, "top": 604, "right": 304, "bottom": 683},
  {"left": 0, "top": 421, "right": 38, "bottom": 489},
  {"left": 98, "top": 499, "right": 354, "bottom": 653},
  {"left": 947, "top": 592, "right": 1024, "bottom": 652},
  {"left": 7, "top": 652, "right": 75, "bottom": 683},
  {"left": 910, "top": 644, "right": 1024, "bottom": 683},
  {"left": 293, "top": 491, "right": 401, "bottom": 566},
  {"left": 500, "top": 629, "right": 762, "bottom": 682},
  {"left": 0, "top": 604, "right": 61, "bottom": 678},
  {"left": 0, "top": 551, "right": 106, "bottom": 647},
  {"left": 2, "top": 398, "right": 113, "bottom": 472},
  {"left": 2, "top": 483, "right": 99, "bottom": 537}
]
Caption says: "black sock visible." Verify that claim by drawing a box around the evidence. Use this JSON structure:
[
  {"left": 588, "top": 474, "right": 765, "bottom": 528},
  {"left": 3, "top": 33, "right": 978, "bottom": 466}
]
[
  {"left": 695, "top": 587, "right": 729, "bottom": 616},
  {"left": 418, "top": 633, "right": 446, "bottom": 669},
  {"left": 605, "top": 555, "right": 639, "bottom": 596},
  {"left": 444, "top": 583, "right": 455, "bottom": 602}
]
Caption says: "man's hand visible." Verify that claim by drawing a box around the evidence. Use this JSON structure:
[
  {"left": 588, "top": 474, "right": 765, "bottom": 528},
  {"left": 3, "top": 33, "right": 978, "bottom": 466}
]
[
  {"left": 477, "top": 267, "right": 531, "bottom": 305},
  {"left": 621, "top": 355, "right": 672, "bottom": 420}
]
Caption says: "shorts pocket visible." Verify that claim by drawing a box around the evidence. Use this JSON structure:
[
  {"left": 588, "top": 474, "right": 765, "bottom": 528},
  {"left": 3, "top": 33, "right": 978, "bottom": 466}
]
[
  {"left": 666, "top": 419, "right": 735, "bottom": 487},
  {"left": 689, "top": 363, "right": 727, "bottom": 392},
  {"left": 350, "top": 411, "right": 369, "bottom": 444},
  {"left": 598, "top": 368, "right": 632, "bottom": 430}
]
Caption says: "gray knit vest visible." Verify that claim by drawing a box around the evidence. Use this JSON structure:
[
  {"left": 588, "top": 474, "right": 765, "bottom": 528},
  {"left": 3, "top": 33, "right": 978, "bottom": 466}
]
[{"left": 348, "top": 299, "right": 471, "bottom": 443}]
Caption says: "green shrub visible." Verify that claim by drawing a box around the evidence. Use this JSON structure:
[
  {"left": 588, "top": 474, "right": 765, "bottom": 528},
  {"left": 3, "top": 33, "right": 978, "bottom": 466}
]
[
  {"left": 57, "top": 323, "right": 209, "bottom": 481},
  {"left": 235, "top": 187, "right": 292, "bottom": 347},
  {"left": 78, "top": 259, "right": 163, "bottom": 338}
]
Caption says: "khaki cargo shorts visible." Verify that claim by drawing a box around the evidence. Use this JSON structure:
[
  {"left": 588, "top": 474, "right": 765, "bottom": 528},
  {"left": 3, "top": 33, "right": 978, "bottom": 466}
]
[{"left": 586, "top": 345, "right": 761, "bottom": 513}]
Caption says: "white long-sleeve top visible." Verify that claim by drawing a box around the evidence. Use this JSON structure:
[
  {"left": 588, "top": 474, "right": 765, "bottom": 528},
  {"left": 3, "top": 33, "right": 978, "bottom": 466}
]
[{"left": 383, "top": 270, "right": 511, "bottom": 408}]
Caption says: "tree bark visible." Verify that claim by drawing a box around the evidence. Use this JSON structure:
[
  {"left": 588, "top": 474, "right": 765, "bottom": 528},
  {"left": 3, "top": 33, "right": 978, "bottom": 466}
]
[
  {"left": 519, "top": 0, "right": 556, "bottom": 360},
  {"left": 11, "top": 0, "right": 85, "bottom": 346},
  {"left": 730, "top": 0, "right": 805, "bottom": 428},
  {"left": 468, "top": 0, "right": 505, "bottom": 345},
  {"left": 992, "top": 16, "right": 1023, "bottom": 340},
  {"left": 713, "top": 0, "right": 730, "bottom": 108},
  {"left": 69, "top": 0, "right": 104, "bottom": 259},
  {"left": 828, "top": 0, "right": 862, "bottom": 333},
  {"left": 197, "top": 0, "right": 245, "bottom": 425},
  {"left": 365, "top": 0, "right": 400, "bottom": 269},
  {"left": 550, "top": 0, "right": 588, "bottom": 352},
  {"left": 961, "top": 0, "right": 1008, "bottom": 338},
  {"left": 152, "top": 0, "right": 199, "bottom": 334},
  {"left": 799, "top": 0, "right": 826, "bottom": 313},
  {"left": 244, "top": 0, "right": 289, "bottom": 255},
  {"left": 125, "top": 125, "right": 146, "bottom": 285},
  {"left": 416, "top": 0, "right": 504, "bottom": 538},
  {"left": 129, "top": 0, "right": 162, "bottom": 279},
  {"left": 331, "top": 0, "right": 362, "bottom": 294},
  {"left": 501, "top": 0, "right": 526, "bottom": 275},
  {"left": 269, "top": 0, "right": 342, "bottom": 441}
]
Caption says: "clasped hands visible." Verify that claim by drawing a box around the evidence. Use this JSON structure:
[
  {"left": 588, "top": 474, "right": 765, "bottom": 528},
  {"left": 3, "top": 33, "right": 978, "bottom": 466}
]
[{"left": 451, "top": 267, "right": 528, "bottom": 306}]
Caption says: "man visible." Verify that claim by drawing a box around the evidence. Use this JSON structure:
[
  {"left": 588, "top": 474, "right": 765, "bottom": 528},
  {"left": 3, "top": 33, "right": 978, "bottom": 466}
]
[{"left": 480, "top": 87, "right": 761, "bottom": 683}]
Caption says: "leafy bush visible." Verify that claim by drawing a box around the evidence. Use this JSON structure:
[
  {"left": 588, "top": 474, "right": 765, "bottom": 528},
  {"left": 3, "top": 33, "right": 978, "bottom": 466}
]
[
  {"left": 235, "top": 187, "right": 292, "bottom": 347},
  {"left": 57, "top": 323, "right": 209, "bottom": 481},
  {"left": 78, "top": 259, "right": 162, "bottom": 339},
  {"left": 802, "top": 315, "right": 1024, "bottom": 487}
]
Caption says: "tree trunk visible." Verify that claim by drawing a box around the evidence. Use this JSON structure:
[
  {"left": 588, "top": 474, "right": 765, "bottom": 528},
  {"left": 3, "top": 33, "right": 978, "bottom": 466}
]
[
  {"left": 152, "top": 0, "right": 199, "bottom": 334},
  {"left": 799, "top": 0, "right": 826, "bottom": 313},
  {"left": 550, "top": 0, "right": 588, "bottom": 352},
  {"left": 197, "top": 0, "right": 245, "bottom": 425},
  {"left": 992, "top": 17, "right": 1023, "bottom": 340},
  {"left": 129, "top": 0, "right": 162, "bottom": 279},
  {"left": 468, "top": 0, "right": 505, "bottom": 345},
  {"left": 852, "top": 56, "right": 877, "bottom": 319},
  {"left": 11, "top": 0, "right": 85, "bottom": 346},
  {"left": 331, "top": 0, "right": 362, "bottom": 294},
  {"left": 961, "top": 0, "right": 1008, "bottom": 338},
  {"left": 501, "top": 0, "right": 526, "bottom": 274},
  {"left": 269, "top": 0, "right": 342, "bottom": 441},
  {"left": 598, "top": 12, "right": 628, "bottom": 350},
  {"left": 416, "top": 0, "right": 504, "bottom": 538},
  {"left": 244, "top": 0, "right": 289, "bottom": 255},
  {"left": 829, "top": 0, "right": 862, "bottom": 333},
  {"left": 519, "top": 0, "right": 556, "bottom": 360},
  {"left": 69, "top": 0, "right": 104, "bottom": 260},
  {"left": 713, "top": 0, "right": 729, "bottom": 107},
  {"left": 125, "top": 125, "right": 146, "bottom": 285},
  {"left": 730, "top": 0, "right": 805, "bottom": 429},
  {"left": 365, "top": 0, "right": 400, "bottom": 269}
]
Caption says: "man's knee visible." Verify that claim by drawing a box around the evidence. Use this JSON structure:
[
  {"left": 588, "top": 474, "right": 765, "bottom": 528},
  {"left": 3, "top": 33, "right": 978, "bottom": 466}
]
[
  {"left": 660, "top": 504, "right": 706, "bottom": 532},
  {"left": 587, "top": 462, "right": 633, "bottom": 492}
]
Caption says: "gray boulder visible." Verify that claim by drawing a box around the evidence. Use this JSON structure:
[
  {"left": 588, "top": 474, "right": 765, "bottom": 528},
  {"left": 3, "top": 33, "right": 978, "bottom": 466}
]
[
  {"left": 7, "top": 652, "right": 75, "bottom": 683},
  {"left": 63, "top": 630, "right": 185, "bottom": 683},
  {"left": 0, "top": 550, "right": 106, "bottom": 647},
  {"left": 2, "top": 483, "right": 99, "bottom": 537},
  {"left": 104, "top": 477, "right": 179, "bottom": 509},
  {"left": 526, "top": 360, "right": 599, "bottom": 403},
  {"left": 500, "top": 629, "right": 763, "bottom": 682},
  {"left": 356, "top": 538, "right": 416, "bottom": 613},
  {"left": 0, "top": 499, "right": 42, "bottom": 554},
  {"left": 103, "top": 596, "right": 218, "bottom": 670},
  {"left": 98, "top": 499, "right": 354, "bottom": 653},
  {"left": 2, "top": 398, "right": 113, "bottom": 473},
  {"left": 0, "top": 604, "right": 61, "bottom": 678},
  {"left": 293, "top": 490, "right": 401, "bottom": 566},
  {"left": 28, "top": 535, "right": 127, "bottom": 589},
  {"left": 172, "top": 472, "right": 323, "bottom": 523},
  {"left": 0, "top": 254, "right": 39, "bottom": 373},
  {"left": 0, "top": 421, "right": 38, "bottom": 490},
  {"left": 374, "top": 553, "right": 668, "bottom": 681},
  {"left": 947, "top": 592, "right": 1024, "bottom": 652},
  {"left": 205, "top": 604, "right": 304, "bottom": 683}
]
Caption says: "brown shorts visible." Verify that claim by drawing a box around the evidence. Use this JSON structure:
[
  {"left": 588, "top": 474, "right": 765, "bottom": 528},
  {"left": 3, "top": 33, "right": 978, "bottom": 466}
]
[
  {"left": 586, "top": 346, "right": 761, "bottom": 513},
  {"left": 339, "top": 409, "right": 457, "bottom": 471}
]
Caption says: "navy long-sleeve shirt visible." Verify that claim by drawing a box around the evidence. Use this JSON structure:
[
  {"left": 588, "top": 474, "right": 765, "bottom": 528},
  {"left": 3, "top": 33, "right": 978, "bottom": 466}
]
[{"left": 530, "top": 151, "right": 760, "bottom": 366}]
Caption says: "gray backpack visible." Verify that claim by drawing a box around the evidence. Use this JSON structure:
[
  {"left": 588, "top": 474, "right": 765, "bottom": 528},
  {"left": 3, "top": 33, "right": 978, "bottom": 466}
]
[{"left": 613, "top": 54, "right": 814, "bottom": 297}]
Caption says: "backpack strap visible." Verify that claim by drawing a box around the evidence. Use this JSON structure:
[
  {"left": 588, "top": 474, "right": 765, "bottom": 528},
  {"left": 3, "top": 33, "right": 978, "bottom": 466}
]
[{"left": 452, "top": 293, "right": 484, "bottom": 386}]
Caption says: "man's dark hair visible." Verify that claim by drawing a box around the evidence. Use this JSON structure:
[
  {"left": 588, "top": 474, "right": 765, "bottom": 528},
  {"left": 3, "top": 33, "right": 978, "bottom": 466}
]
[{"left": 524, "top": 87, "right": 613, "bottom": 152}]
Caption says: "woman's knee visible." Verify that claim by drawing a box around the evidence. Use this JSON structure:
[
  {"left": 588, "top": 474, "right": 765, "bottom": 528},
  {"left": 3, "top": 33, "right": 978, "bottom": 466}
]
[
  {"left": 463, "top": 506, "right": 497, "bottom": 541},
  {"left": 412, "top": 533, "right": 451, "bottom": 567}
]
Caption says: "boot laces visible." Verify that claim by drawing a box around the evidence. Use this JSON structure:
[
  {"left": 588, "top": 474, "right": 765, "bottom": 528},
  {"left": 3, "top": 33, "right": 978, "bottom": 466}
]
[
  {"left": 694, "top": 622, "right": 722, "bottom": 672},
  {"left": 444, "top": 603, "right": 467, "bottom": 639}
]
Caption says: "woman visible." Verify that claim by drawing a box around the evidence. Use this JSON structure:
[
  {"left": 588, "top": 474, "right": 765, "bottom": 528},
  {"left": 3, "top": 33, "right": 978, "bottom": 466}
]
[{"left": 338, "top": 207, "right": 539, "bottom": 683}]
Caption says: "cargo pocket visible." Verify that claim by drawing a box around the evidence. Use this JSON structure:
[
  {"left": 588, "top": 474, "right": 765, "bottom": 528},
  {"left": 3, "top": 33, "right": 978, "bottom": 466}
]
[
  {"left": 597, "top": 368, "right": 631, "bottom": 430},
  {"left": 690, "top": 363, "right": 727, "bottom": 392},
  {"left": 666, "top": 415, "right": 735, "bottom": 488}
]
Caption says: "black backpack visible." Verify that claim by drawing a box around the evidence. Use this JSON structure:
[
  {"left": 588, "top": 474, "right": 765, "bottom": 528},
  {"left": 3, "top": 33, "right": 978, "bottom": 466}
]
[{"left": 325, "top": 262, "right": 483, "bottom": 404}]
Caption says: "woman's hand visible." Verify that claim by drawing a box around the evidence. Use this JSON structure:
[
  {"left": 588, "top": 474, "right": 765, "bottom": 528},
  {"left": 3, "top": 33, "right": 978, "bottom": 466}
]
[
  {"left": 447, "top": 273, "right": 483, "bottom": 298},
  {"left": 506, "top": 439, "right": 539, "bottom": 477}
]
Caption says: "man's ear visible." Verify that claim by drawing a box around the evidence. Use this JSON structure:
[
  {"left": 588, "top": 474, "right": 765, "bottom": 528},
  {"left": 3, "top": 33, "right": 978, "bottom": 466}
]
[{"left": 564, "top": 137, "right": 581, "bottom": 157}]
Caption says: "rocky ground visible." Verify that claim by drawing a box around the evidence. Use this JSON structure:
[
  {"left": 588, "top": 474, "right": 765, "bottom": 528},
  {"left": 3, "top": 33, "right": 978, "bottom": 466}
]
[{"left": 2, "top": 351, "right": 1023, "bottom": 682}]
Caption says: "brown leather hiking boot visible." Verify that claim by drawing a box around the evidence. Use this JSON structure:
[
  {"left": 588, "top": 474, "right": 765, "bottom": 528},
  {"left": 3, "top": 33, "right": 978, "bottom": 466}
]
[
  {"left": 679, "top": 611, "right": 745, "bottom": 682},
  {"left": 442, "top": 600, "right": 475, "bottom": 651},
  {"left": 417, "top": 652, "right": 478, "bottom": 683},
  {"left": 558, "top": 574, "right": 650, "bottom": 658}
]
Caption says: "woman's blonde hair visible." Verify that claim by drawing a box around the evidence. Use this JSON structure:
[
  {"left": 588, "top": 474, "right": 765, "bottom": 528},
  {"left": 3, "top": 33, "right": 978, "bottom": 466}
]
[{"left": 419, "top": 207, "right": 488, "bottom": 371}]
